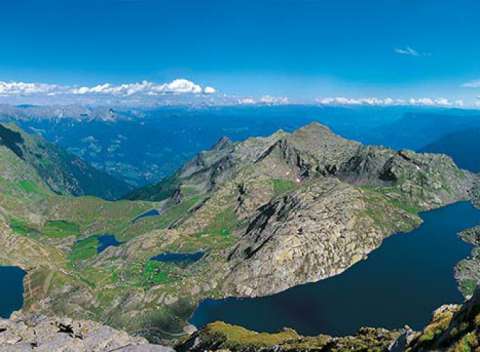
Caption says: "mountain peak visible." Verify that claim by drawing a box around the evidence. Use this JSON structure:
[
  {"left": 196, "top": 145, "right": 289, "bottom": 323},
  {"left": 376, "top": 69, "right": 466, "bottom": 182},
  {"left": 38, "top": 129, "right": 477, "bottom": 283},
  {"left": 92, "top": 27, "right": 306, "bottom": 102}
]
[{"left": 213, "top": 136, "right": 233, "bottom": 151}]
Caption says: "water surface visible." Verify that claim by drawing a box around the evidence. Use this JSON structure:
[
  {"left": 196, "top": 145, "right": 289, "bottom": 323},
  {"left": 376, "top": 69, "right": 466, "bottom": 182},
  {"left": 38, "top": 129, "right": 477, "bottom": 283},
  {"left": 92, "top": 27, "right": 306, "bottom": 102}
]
[
  {"left": 151, "top": 251, "right": 204, "bottom": 264},
  {"left": 191, "top": 202, "right": 480, "bottom": 336},
  {"left": 133, "top": 209, "right": 160, "bottom": 223},
  {"left": 97, "top": 234, "right": 122, "bottom": 253},
  {"left": 0, "top": 266, "right": 26, "bottom": 318}
]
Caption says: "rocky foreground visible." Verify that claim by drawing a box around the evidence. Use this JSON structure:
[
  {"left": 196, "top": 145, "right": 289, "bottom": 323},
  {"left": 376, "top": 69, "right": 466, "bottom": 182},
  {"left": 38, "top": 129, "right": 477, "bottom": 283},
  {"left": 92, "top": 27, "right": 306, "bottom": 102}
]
[{"left": 0, "top": 313, "right": 173, "bottom": 352}]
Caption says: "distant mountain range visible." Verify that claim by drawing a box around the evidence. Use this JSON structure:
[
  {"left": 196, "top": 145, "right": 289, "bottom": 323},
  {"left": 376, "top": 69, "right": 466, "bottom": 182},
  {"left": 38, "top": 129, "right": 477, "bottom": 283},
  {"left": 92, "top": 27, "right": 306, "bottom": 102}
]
[{"left": 2, "top": 105, "right": 480, "bottom": 187}]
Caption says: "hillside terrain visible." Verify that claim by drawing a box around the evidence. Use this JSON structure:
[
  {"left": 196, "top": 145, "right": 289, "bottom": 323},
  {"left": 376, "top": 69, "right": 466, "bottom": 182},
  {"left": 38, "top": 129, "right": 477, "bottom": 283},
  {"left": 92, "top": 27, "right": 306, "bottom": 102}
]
[
  {"left": 0, "top": 122, "right": 477, "bottom": 344},
  {"left": 0, "top": 123, "right": 132, "bottom": 199}
]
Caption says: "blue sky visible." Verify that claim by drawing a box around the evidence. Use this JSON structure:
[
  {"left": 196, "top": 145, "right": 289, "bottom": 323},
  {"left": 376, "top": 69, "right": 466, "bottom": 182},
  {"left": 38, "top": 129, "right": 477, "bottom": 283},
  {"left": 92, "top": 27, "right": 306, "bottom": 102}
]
[{"left": 1, "top": 0, "right": 480, "bottom": 106}]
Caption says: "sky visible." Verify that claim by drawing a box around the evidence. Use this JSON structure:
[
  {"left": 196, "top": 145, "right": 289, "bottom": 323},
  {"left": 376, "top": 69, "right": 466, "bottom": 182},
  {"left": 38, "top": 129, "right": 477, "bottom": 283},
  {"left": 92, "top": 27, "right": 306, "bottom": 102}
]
[{"left": 1, "top": 0, "right": 480, "bottom": 106}]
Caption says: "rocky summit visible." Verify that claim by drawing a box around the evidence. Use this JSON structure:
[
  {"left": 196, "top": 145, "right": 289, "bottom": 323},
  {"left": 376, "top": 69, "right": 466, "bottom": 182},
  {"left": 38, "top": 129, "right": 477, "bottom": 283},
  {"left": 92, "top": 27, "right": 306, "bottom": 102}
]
[{"left": 0, "top": 122, "right": 478, "bottom": 342}]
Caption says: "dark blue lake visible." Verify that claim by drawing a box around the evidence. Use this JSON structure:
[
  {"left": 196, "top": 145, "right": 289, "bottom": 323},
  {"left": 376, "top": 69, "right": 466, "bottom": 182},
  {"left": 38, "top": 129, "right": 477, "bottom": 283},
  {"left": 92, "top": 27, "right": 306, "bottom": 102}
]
[
  {"left": 133, "top": 209, "right": 160, "bottom": 223},
  {"left": 191, "top": 201, "right": 480, "bottom": 336},
  {"left": 0, "top": 266, "right": 26, "bottom": 318},
  {"left": 151, "top": 251, "right": 204, "bottom": 264},
  {"left": 97, "top": 234, "right": 122, "bottom": 253}
]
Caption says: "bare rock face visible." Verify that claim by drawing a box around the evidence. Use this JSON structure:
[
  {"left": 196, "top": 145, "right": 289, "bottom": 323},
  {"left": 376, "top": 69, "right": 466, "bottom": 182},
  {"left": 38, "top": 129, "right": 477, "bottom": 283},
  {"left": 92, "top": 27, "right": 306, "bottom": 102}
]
[
  {"left": 222, "top": 178, "right": 419, "bottom": 297},
  {"left": 0, "top": 314, "right": 173, "bottom": 352}
]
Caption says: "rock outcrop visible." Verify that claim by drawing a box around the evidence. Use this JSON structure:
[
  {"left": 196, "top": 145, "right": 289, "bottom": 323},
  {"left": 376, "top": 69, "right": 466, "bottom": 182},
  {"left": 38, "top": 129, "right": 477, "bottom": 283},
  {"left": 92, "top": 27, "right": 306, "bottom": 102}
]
[
  {"left": 175, "top": 321, "right": 400, "bottom": 352},
  {"left": 406, "top": 286, "right": 480, "bottom": 351},
  {"left": 0, "top": 313, "right": 173, "bottom": 352}
]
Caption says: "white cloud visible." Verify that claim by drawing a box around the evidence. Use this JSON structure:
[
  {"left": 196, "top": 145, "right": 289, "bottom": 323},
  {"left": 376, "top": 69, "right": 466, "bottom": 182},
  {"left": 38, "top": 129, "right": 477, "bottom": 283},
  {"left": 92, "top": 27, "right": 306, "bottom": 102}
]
[
  {"left": 237, "top": 95, "right": 289, "bottom": 105},
  {"left": 259, "top": 95, "right": 289, "bottom": 105},
  {"left": 462, "top": 80, "right": 480, "bottom": 88},
  {"left": 238, "top": 98, "right": 256, "bottom": 105},
  {"left": 204, "top": 86, "right": 216, "bottom": 94},
  {"left": 70, "top": 79, "right": 211, "bottom": 96},
  {"left": 394, "top": 46, "right": 430, "bottom": 57},
  {"left": 317, "top": 96, "right": 463, "bottom": 107},
  {"left": 0, "top": 81, "right": 62, "bottom": 96},
  {"left": 0, "top": 79, "right": 215, "bottom": 98}
]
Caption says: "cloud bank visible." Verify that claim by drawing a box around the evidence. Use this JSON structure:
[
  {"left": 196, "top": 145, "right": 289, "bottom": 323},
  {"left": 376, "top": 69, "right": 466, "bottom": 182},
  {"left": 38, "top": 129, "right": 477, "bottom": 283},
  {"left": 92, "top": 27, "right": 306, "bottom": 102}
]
[
  {"left": 0, "top": 79, "right": 215, "bottom": 98},
  {"left": 317, "top": 96, "right": 464, "bottom": 107},
  {"left": 237, "top": 95, "right": 289, "bottom": 105}
]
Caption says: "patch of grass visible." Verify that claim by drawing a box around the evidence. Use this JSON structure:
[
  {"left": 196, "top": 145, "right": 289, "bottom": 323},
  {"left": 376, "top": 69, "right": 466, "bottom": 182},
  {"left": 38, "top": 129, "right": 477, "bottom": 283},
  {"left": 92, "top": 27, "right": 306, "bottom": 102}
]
[
  {"left": 43, "top": 220, "right": 80, "bottom": 238},
  {"left": 155, "top": 196, "right": 200, "bottom": 229},
  {"left": 203, "top": 322, "right": 300, "bottom": 348},
  {"left": 460, "top": 279, "right": 478, "bottom": 297},
  {"left": 17, "top": 180, "right": 46, "bottom": 195},
  {"left": 10, "top": 217, "right": 37, "bottom": 235},
  {"left": 272, "top": 179, "right": 296, "bottom": 196},
  {"left": 69, "top": 236, "right": 99, "bottom": 262},
  {"left": 143, "top": 260, "right": 170, "bottom": 286},
  {"left": 202, "top": 207, "right": 238, "bottom": 238}
]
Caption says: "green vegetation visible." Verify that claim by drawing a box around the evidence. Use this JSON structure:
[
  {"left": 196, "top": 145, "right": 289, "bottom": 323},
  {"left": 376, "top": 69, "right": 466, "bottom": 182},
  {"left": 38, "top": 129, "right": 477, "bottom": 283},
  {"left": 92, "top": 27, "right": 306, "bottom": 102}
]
[
  {"left": 43, "top": 220, "right": 80, "bottom": 238},
  {"left": 155, "top": 196, "right": 200, "bottom": 229},
  {"left": 69, "top": 236, "right": 99, "bottom": 262},
  {"left": 272, "top": 178, "right": 296, "bottom": 196},
  {"left": 125, "top": 174, "right": 180, "bottom": 201},
  {"left": 460, "top": 279, "right": 478, "bottom": 297},
  {"left": 202, "top": 207, "right": 238, "bottom": 238},
  {"left": 10, "top": 217, "right": 37, "bottom": 236},
  {"left": 143, "top": 260, "right": 170, "bottom": 286},
  {"left": 202, "top": 321, "right": 300, "bottom": 348},
  {"left": 17, "top": 180, "right": 46, "bottom": 195}
]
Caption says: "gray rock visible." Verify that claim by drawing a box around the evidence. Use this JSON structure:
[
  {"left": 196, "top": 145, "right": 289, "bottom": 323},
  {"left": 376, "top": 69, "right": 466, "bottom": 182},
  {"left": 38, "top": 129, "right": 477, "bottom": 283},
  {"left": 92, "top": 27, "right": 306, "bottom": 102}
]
[{"left": 0, "top": 314, "right": 174, "bottom": 352}]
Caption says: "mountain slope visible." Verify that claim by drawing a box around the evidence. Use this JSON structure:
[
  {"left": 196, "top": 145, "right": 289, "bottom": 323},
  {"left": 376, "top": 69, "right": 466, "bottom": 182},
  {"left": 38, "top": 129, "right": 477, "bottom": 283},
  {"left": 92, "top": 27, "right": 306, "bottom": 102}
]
[
  {"left": 421, "top": 128, "right": 480, "bottom": 173},
  {"left": 126, "top": 122, "right": 476, "bottom": 298},
  {"left": 0, "top": 123, "right": 132, "bottom": 199}
]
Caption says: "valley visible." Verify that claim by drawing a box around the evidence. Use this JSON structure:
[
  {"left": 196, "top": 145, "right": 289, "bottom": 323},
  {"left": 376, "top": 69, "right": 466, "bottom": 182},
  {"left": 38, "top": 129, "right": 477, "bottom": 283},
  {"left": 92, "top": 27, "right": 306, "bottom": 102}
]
[{"left": 0, "top": 120, "right": 478, "bottom": 347}]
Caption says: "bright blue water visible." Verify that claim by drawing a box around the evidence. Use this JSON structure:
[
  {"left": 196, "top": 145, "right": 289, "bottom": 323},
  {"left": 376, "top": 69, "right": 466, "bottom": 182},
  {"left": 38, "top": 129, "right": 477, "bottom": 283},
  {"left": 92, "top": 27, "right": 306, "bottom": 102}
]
[
  {"left": 151, "top": 251, "right": 204, "bottom": 264},
  {"left": 0, "top": 266, "right": 26, "bottom": 318},
  {"left": 133, "top": 209, "right": 160, "bottom": 223},
  {"left": 96, "top": 234, "right": 122, "bottom": 253},
  {"left": 191, "top": 202, "right": 480, "bottom": 336}
]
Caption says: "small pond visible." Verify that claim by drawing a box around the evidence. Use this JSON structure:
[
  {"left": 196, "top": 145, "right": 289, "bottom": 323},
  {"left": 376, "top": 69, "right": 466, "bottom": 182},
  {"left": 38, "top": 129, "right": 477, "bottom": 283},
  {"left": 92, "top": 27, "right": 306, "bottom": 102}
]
[
  {"left": 132, "top": 209, "right": 161, "bottom": 223},
  {"left": 151, "top": 251, "right": 205, "bottom": 265},
  {"left": 0, "top": 266, "right": 26, "bottom": 318},
  {"left": 97, "top": 234, "right": 122, "bottom": 253}
]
